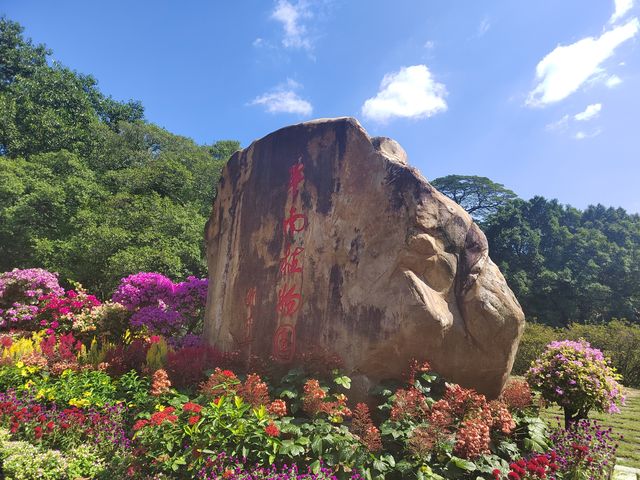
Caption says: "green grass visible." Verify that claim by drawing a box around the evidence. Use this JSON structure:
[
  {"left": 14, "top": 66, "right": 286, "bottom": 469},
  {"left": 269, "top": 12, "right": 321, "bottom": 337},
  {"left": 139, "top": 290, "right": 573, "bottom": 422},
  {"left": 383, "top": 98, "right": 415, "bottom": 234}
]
[{"left": 538, "top": 387, "right": 640, "bottom": 470}]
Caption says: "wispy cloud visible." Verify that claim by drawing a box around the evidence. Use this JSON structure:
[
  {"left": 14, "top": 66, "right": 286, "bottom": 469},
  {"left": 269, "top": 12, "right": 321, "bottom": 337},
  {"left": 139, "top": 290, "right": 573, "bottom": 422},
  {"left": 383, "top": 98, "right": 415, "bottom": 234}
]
[
  {"left": 478, "top": 16, "right": 491, "bottom": 36},
  {"left": 526, "top": 17, "right": 639, "bottom": 107},
  {"left": 271, "top": 0, "right": 313, "bottom": 50},
  {"left": 545, "top": 115, "right": 570, "bottom": 131},
  {"left": 611, "top": 0, "right": 635, "bottom": 23},
  {"left": 361, "top": 65, "right": 447, "bottom": 123},
  {"left": 606, "top": 74, "right": 623, "bottom": 87},
  {"left": 574, "top": 103, "right": 602, "bottom": 121},
  {"left": 575, "top": 129, "right": 603, "bottom": 140},
  {"left": 250, "top": 79, "right": 313, "bottom": 116}
]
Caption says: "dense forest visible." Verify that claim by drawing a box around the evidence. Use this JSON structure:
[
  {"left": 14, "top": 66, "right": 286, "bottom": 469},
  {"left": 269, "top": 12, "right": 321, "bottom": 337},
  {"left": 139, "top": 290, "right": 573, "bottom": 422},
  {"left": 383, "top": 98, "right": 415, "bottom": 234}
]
[
  {"left": 1, "top": 17, "right": 639, "bottom": 326},
  {"left": 0, "top": 17, "right": 238, "bottom": 296}
]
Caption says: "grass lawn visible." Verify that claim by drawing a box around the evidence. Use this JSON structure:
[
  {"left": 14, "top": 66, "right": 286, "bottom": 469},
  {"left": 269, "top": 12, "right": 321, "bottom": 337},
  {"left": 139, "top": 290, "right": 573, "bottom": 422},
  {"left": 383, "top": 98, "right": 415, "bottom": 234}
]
[{"left": 537, "top": 387, "right": 640, "bottom": 470}]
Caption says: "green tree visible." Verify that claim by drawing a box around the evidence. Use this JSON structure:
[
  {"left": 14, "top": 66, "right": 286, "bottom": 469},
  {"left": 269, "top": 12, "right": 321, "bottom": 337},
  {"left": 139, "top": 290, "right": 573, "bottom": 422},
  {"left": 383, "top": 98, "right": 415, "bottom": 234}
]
[
  {"left": 0, "top": 16, "right": 50, "bottom": 88},
  {"left": 0, "top": 17, "right": 238, "bottom": 295},
  {"left": 431, "top": 174, "right": 518, "bottom": 221}
]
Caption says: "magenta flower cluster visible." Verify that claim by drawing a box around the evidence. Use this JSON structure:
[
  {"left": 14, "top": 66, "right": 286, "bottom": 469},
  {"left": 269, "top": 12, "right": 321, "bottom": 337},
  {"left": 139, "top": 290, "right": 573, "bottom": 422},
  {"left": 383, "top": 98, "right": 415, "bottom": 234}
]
[
  {"left": 549, "top": 419, "right": 619, "bottom": 479},
  {"left": 527, "top": 339, "right": 625, "bottom": 416},
  {"left": 111, "top": 272, "right": 208, "bottom": 336}
]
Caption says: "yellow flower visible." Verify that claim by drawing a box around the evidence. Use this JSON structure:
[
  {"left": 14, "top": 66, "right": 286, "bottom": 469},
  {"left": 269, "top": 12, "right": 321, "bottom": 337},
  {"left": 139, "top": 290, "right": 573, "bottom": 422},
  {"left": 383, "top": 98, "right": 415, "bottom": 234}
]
[
  {"left": 15, "top": 361, "right": 24, "bottom": 369},
  {"left": 155, "top": 404, "right": 165, "bottom": 411}
]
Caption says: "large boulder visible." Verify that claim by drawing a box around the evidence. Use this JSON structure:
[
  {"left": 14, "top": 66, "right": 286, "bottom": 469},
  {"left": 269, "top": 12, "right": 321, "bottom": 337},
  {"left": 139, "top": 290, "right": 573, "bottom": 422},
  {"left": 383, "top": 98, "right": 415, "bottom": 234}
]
[{"left": 203, "top": 117, "right": 524, "bottom": 398}]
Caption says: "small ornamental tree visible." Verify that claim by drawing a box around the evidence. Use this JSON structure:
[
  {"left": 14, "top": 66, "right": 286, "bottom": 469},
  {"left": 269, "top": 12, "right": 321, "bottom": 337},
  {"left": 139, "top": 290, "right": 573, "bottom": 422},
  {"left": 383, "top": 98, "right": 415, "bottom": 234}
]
[{"left": 526, "top": 339, "right": 625, "bottom": 427}]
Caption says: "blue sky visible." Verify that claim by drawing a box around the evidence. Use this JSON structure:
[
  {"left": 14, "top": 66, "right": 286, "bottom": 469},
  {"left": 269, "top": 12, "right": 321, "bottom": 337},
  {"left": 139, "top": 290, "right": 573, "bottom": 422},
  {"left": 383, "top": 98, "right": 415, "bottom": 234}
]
[{"left": 3, "top": 0, "right": 640, "bottom": 212}]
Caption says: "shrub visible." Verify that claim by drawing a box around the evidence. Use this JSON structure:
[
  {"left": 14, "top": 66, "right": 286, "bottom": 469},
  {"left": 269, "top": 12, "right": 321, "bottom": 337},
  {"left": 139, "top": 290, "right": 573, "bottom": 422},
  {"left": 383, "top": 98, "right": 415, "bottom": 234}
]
[
  {"left": 36, "top": 288, "right": 101, "bottom": 335},
  {"left": 526, "top": 339, "right": 625, "bottom": 426},
  {"left": 0, "top": 268, "right": 64, "bottom": 330},
  {"left": 165, "top": 344, "right": 224, "bottom": 389},
  {"left": 511, "top": 323, "right": 557, "bottom": 376},
  {"left": 513, "top": 320, "right": 640, "bottom": 388},
  {"left": 111, "top": 272, "right": 208, "bottom": 337}
]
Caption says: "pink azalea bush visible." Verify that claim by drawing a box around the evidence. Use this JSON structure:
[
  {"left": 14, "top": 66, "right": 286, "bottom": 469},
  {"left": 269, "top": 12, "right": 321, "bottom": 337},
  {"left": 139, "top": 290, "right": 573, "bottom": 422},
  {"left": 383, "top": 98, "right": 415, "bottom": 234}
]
[
  {"left": 526, "top": 339, "right": 625, "bottom": 426},
  {"left": 111, "top": 272, "right": 208, "bottom": 337},
  {"left": 0, "top": 268, "right": 64, "bottom": 329}
]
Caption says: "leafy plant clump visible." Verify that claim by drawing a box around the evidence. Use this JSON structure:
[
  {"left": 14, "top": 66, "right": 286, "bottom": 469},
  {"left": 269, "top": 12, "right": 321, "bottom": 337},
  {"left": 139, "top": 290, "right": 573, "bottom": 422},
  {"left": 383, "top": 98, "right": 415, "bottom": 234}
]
[{"left": 526, "top": 339, "right": 625, "bottom": 427}]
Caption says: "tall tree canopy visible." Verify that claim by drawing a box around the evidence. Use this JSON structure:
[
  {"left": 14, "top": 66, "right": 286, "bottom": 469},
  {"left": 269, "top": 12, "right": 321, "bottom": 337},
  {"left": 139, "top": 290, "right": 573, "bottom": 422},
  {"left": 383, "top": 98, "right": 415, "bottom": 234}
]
[
  {"left": 484, "top": 198, "right": 640, "bottom": 326},
  {"left": 431, "top": 174, "right": 518, "bottom": 221},
  {"left": 0, "top": 17, "right": 238, "bottom": 296}
]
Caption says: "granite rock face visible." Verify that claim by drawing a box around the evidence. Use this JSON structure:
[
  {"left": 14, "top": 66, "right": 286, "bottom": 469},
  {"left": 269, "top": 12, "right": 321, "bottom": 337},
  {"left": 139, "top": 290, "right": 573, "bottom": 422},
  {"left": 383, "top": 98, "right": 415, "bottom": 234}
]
[{"left": 203, "top": 117, "right": 525, "bottom": 398}]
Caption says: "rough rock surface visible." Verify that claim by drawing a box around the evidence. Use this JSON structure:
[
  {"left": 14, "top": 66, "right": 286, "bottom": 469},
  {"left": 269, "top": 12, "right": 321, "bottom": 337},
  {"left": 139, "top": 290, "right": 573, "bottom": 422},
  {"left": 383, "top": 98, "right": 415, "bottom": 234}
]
[{"left": 203, "top": 117, "right": 525, "bottom": 398}]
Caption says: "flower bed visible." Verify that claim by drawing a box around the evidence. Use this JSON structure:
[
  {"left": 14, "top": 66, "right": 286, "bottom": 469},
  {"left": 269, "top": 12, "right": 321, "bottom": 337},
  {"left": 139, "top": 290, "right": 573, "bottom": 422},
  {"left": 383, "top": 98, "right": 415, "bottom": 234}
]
[{"left": 0, "top": 268, "right": 626, "bottom": 479}]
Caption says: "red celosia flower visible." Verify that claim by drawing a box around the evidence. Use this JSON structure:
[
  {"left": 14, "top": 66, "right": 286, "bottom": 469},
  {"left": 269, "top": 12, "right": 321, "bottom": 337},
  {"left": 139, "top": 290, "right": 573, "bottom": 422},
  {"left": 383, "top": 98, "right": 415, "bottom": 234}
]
[
  {"left": 454, "top": 417, "right": 491, "bottom": 459},
  {"left": 238, "top": 373, "right": 270, "bottom": 408},
  {"left": 188, "top": 415, "right": 200, "bottom": 425},
  {"left": 302, "top": 379, "right": 327, "bottom": 416},
  {"left": 390, "top": 387, "right": 429, "bottom": 421},
  {"left": 34, "top": 426, "right": 43, "bottom": 439},
  {"left": 150, "top": 369, "right": 172, "bottom": 397},
  {"left": 350, "top": 403, "right": 382, "bottom": 452},
  {"left": 264, "top": 421, "right": 280, "bottom": 437},
  {"left": 267, "top": 399, "right": 287, "bottom": 417},
  {"left": 46, "top": 421, "right": 54, "bottom": 431},
  {"left": 492, "top": 469, "right": 502, "bottom": 479},
  {"left": 222, "top": 369, "right": 235, "bottom": 378},
  {"left": 507, "top": 472, "right": 520, "bottom": 480}
]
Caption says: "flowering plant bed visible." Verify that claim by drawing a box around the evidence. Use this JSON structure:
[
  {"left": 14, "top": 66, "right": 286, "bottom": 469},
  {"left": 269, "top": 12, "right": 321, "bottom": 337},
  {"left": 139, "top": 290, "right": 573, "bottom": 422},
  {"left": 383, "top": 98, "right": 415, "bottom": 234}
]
[{"left": 0, "top": 268, "right": 626, "bottom": 479}]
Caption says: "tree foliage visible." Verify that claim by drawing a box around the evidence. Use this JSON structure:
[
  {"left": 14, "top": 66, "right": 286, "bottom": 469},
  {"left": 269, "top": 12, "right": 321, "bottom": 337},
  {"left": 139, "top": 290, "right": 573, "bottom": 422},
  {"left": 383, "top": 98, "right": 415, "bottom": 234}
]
[
  {"left": 431, "top": 174, "right": 517, "bottom": 221},
  {"left": 0, "top": 17, "right": 238, "bottom": 296},
  {"left": 484, "top": 198, "right": 640, "bottom": 326}
]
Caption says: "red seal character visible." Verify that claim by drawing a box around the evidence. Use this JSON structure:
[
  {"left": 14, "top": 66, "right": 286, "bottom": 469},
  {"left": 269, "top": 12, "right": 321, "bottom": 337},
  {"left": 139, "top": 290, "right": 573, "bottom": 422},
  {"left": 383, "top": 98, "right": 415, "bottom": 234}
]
[
  {"left": 279, "top": 245, "right": 304, "bottom": 275},
  {"left": 273, "top": 324, "right": 295, "bottom": 362},
  {"left": 288, "top": 162, "right": 304, "bottom": 198},
  {"left": 276, "top": 284, "right": 302, "bottom": 317},
  {"left": 283, "top": 206, "right": 308, "bottom": 237}
]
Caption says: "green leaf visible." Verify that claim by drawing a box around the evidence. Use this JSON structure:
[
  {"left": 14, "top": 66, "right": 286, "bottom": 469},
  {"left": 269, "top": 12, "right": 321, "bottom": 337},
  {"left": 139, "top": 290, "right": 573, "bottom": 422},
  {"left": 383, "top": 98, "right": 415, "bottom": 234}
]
[
  {"left": 311, "top": 436, "right": 323, "bottom": 455},
  {"left": 334, "top": 375, "right": 351, "bottom": 389},
  {"left": 446, "top": 457, "right": 477, "bottom": 472}
]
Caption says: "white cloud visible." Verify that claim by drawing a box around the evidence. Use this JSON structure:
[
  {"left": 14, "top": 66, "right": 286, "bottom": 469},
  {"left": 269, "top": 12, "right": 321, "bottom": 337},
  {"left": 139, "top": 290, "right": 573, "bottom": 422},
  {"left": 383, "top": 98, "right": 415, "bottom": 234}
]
[
  {"left": 575, "top": 128, "right": 603, "bottom": 140},
  {"left": 361, "top": 65, "right": 447, "bottom": 123},
  {"left": 250, "top": 79, "right": 313, "bottom": 116},
  {"left": 606, "top": 74, "right": 623, "bottom": 87},
  {"left": 526, "top": 18, "right": 639, "bottom": 107},
  {"left": 574, "top": 103, "right": 602, "bottom": 121},
  {"left": 271, "top": 0, "right": 312, "bottom": 50},
  {"left": 424, "top": 40, "right": 435, "bottom": 49},
  {"left": 478, "top": 16, "right": 491, "bottom": 36},
  {"left": 545, "top": 115, "right": 570, "bottom": 131},
  {"left": 611, "top": 0, "right": 635, "bottom": 23}
]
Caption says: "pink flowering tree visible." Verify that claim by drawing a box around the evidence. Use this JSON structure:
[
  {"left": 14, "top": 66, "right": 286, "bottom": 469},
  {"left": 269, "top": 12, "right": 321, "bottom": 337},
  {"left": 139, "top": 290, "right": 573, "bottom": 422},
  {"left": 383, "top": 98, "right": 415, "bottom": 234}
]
[{"left": 526, "top": 339, "right": 625, "bottom": 427}]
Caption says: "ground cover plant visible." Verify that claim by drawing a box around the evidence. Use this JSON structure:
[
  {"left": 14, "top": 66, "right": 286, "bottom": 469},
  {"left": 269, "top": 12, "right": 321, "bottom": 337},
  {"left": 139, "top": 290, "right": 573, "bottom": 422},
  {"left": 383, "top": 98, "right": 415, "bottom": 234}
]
[{"left": 0, "top": 268, "right": 630, "bottom": 479}]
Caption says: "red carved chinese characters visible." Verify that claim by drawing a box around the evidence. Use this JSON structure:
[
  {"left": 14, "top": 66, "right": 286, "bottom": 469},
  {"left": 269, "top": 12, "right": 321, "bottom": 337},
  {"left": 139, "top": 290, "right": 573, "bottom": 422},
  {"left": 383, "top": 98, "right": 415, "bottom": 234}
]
[
  {"left": 273, "top": 159, "right": 308, "bottom": 362},
  {"left": 279, "top": 245, "right": 304, "bottom": 275},
  {"left": 244, "top": 287, "right": 257, "bottom": 342},
  {"left": 288, "top": 162, "right": 304, "bottom": 198},
  {"left": 283, "top": 206, "right": 308, "bottom": 237},
  {"left": 273, "top": 325, "right": 295, "bottom": 362},
  {"left": 276, "top": 284, "right": 302, "bottom": 317}
]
